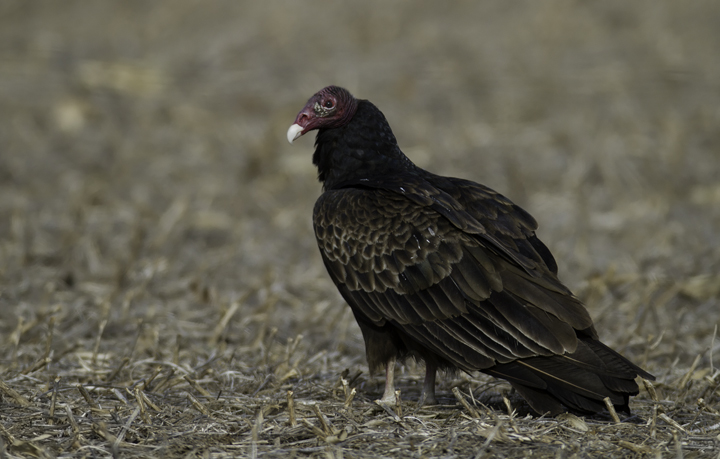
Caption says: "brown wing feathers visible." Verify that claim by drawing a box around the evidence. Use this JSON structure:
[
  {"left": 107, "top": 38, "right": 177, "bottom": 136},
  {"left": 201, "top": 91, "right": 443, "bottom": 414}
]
[{"left": 314, "top": 181, "right": 652, "bottom": 415}]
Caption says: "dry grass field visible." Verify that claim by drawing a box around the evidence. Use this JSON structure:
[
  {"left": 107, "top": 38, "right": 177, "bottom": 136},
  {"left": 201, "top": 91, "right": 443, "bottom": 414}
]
[{"left": 1, "top": 2, "right": 720, "bottom": 457}]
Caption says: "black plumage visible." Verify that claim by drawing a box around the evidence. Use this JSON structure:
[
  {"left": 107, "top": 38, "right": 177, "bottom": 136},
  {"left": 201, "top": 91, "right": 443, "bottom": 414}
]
[{"left": 287, "top": 86, "right": 654, "bottom": 416}]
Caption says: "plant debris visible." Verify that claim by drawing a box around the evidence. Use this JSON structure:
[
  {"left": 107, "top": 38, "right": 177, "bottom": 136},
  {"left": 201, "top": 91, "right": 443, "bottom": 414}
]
[{"left": 1, "top": 2, "right": 720, "bottom": 457}]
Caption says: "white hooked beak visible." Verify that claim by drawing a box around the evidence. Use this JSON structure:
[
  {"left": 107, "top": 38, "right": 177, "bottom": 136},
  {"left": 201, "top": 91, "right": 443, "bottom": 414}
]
[{"left": 286, "top": 124, "right": 304, "bottom": 144}]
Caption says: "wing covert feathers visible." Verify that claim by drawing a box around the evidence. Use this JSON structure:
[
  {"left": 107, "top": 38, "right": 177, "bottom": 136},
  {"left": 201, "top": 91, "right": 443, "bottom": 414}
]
[{"left": 313, "top": 173, "right": 652, "bottom": 415}]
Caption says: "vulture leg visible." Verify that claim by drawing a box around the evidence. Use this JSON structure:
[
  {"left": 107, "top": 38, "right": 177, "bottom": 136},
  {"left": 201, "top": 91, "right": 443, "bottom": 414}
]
[
  {"left": 419, "top": 361, "right": 438, "bottom": 406},
  {"left": 379, "top": 356, "right": 397, "bottom": 403}
]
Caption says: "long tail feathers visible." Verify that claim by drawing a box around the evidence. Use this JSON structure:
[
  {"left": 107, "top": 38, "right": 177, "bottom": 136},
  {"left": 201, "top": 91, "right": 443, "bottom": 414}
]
[{"left": 485, "top": 339, "right": 654, "bottom": 416}]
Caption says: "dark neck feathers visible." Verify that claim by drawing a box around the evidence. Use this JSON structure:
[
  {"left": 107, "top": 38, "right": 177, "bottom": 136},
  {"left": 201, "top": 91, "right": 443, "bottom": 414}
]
[{"left": 312, "top": 100, "right": 417, "bottom": 190}]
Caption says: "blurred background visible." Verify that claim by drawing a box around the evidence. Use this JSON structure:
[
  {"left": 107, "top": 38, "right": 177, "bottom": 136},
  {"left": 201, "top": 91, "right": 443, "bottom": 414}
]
[{"left": 1, "top": 0, "right": 719, "bottom": 407}]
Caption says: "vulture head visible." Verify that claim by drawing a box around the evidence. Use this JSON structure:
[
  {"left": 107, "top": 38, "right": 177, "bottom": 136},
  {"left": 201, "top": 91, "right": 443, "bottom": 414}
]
[{"left": 287, "top": 86, "right": 358, "bottom": 144}]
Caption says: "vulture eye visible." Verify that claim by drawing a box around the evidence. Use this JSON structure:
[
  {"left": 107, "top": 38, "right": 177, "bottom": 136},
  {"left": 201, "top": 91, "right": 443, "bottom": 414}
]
[{"left": 324, "top": 100, "right": 334, "bottom": 109}]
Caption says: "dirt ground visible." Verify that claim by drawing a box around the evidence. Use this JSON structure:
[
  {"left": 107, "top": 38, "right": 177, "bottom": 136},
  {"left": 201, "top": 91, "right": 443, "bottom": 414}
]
[{"left": 1, "top": 2, "right": 720, "bottom": 457}]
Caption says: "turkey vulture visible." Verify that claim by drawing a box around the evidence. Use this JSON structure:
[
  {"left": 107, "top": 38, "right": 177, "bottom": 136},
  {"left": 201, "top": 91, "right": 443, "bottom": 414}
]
[{"left": 287, "top": 85, "right": 654, "bottom": 415}]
